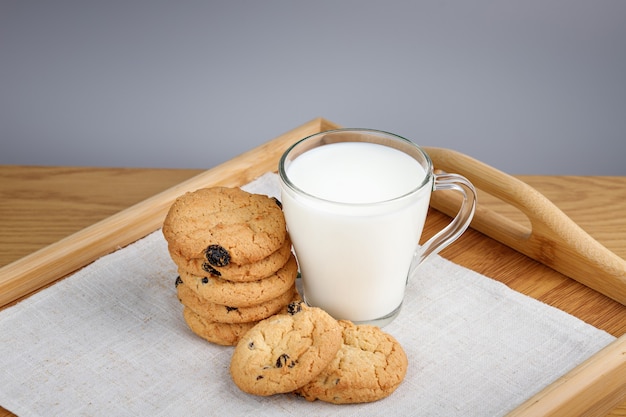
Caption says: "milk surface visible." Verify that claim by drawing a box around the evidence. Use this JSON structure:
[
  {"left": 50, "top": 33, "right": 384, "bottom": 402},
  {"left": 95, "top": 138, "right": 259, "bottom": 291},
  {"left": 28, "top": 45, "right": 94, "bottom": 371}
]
[
  {"left": 286, "top": 142, "right": 424, "bottom": 203},
  {"left": 281, "top": 142, "right": 432, "bottom": 324}
]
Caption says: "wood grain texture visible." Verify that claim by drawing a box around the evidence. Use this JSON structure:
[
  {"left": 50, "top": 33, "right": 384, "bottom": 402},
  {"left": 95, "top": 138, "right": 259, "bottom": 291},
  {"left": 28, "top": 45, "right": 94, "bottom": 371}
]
[
  {"left": 0, "top": 119, "right": 625, "bottom": 416},
  {"left": 0, "top": 166, "right": 204, "bottom": 267}
]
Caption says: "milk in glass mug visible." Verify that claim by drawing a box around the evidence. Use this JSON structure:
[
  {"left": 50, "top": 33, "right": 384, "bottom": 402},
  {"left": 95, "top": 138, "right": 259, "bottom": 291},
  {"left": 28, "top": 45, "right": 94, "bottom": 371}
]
[{"left": 278, "top": 128, "right": 476, "bottom": 327}]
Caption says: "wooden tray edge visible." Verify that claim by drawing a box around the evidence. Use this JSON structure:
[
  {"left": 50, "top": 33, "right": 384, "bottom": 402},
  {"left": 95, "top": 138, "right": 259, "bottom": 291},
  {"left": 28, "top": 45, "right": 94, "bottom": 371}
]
[
  {"left": 506, "top": 333, "right": 626, "bottom": 417},
  {"left": 0, "top": 117, "right": 340, "bottom": 308}
]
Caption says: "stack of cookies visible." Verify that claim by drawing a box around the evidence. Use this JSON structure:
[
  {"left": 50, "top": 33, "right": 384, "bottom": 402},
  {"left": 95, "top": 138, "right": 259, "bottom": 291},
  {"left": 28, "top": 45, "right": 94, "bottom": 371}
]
[
  {"left": 162, "top": 186, "right": 299, "bottom": 346},
  {"left": 230, "top": 300, "right": 409, "bottom": 404}
]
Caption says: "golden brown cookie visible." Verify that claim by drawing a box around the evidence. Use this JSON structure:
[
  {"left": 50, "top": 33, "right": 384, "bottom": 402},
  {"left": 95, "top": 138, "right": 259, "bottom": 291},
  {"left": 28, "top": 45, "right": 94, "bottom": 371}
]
[
  {"left": 295, "top": 320, "right": 408, "bottom": 404},
  {"left": 177, "top": 279, "right": 298, "bottom": 324},
  {"left": 182, "top": 307, "right": 257, "bottom": 346},
  {"left": 229, "top": 301, "right": 343, "bottom": 396},
  {"left": 162, "top": 187, "right": 287, "bottom": 265},
  {"left": 180, "top": 254, "right": 298, "bottom": 307},
  {"left": 170, "top": 235, "right": 293, "bottom": 282}
]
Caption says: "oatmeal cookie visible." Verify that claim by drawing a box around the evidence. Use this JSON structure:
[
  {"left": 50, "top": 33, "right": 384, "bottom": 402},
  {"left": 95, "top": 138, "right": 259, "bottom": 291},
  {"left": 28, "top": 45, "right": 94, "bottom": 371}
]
[
  {"left": 182, "top": 307, "right": 258, "bottom": 346},
  {"left": 170, "top": 236, "right": 293, "bottom": 282},
  {"left": 180, "top": 255, "right": 298, "bottom": 307},
  {"left": 163, "top": 187, "right": 286, "bottom": 265},
  {"left": 229, "top": 301, "right": 342, "bottom": 396},
  {"left": 295, "top": 320, "right": 408, "bottom": 404},
  {"left": 177, "top": 278, "right": 298, "bottom": 324}
]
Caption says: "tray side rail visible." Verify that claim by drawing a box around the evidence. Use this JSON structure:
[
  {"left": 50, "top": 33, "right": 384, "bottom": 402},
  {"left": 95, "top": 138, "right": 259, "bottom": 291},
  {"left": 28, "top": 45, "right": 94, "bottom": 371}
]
[{"left": 424, "top": 146, "right": 626, "bottom": 306}]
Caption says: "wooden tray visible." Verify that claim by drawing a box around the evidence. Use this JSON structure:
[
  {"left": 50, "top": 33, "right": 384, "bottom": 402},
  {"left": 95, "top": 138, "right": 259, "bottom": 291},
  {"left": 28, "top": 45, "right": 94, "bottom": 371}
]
[{"left": 1, "top": 118, "right": 625, "bottom": 416}]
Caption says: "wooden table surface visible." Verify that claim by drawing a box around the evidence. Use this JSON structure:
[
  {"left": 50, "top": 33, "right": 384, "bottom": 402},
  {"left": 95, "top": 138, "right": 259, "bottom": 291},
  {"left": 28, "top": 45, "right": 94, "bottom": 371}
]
[{"left": 0, "top": 165, "right": 625, "bottom": 416}]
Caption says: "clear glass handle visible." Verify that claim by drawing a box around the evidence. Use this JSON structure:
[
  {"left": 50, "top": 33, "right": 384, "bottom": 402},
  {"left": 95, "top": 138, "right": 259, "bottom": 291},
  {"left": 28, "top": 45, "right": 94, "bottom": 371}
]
[{"left": 409, "top": 173, "right": 477, "bottom": 275}]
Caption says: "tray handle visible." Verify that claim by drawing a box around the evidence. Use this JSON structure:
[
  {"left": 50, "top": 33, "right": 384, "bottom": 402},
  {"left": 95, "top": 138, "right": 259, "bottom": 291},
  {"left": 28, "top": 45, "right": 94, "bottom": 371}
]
[{"left": 423, "top": 146, "right": 626, "bottom": 306}]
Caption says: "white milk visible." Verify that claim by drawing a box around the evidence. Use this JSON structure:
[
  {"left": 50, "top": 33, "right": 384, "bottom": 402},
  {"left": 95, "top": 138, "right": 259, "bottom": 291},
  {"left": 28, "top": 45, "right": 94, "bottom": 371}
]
[{"left": 281, "top": 142, "right": 431, "bottom": 324}]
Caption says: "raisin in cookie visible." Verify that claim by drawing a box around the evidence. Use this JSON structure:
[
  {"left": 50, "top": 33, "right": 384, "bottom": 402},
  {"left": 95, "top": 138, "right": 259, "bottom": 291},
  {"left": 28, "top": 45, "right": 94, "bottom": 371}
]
[
  {"left": 170, "top": 235, "right": 293, "bottom": 282},
  {"left": 182, "top": 307, "right": 258, "bottom": 346},
  {"left": 229, "top": 301, "right": 342, "bottom": 396},
  {"left": 180, "top": 254, "right": 298, "bottom": 307},
  {"left": 163, "top": 187, "right": 287, "bottom": 265},
  {"left": 295, "top": 320, "right": 408, "bottom": 404},
  {"left": 177, "top": 279, "right": 298, "bottom": 324}
]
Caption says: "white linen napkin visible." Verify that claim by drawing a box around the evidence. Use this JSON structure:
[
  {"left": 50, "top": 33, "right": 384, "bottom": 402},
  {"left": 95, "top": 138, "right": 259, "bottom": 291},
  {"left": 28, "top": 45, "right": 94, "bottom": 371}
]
[{"left": 0, "top": 173, "right": 615, "bottom": 417}]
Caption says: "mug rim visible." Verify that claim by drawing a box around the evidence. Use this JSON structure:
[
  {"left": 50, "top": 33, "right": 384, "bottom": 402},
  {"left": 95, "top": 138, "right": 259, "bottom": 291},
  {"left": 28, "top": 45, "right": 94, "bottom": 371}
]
[{"left": 278, "top": 128, "right": 434, "bottom": 207}]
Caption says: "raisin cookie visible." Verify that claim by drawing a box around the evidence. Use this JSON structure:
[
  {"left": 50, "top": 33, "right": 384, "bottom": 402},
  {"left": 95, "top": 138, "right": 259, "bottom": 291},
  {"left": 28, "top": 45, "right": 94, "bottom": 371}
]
[
  {"left": 229, "top": 301, "right": 343, "bottom": 396},
  {"left": 295, "top": 320, "right": 408, "bottom": 404},
  {"left": 170, "top": 236, "right": 293, "bottom": 282},
  {"left": 163, "top": 187, "right": 287, "bottom": 265},
  {"left": 180, "top": 254, "right": 298, "bottom": 307},
  {"left": 177, "top": 279, "right": 298, "bottom": 324},
  {"left": 182, "top": 307, "right": 258, "bottom": 346}
]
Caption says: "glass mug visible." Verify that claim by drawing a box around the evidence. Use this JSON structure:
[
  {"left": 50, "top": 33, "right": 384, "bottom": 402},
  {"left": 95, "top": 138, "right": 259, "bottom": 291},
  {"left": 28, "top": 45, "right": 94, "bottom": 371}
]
[{"left": 278, "top": 128, "right": 477, "bottom": 327}]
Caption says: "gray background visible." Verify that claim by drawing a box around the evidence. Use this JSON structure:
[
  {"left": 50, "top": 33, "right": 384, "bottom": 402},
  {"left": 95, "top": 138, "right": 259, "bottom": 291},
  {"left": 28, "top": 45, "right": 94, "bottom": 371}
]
[{"left": 1, "top": 1, "right": 625, "bottom": 175}]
